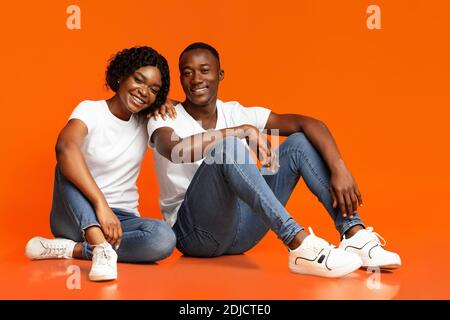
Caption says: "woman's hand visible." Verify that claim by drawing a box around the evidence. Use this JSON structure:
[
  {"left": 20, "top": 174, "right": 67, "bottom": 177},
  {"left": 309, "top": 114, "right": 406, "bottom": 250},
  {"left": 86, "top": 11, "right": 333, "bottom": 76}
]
[
  {"left": 148, "top": 98, "right": 178, "bottom": 120},
  {"left": 330, "top": 160, "right": 363, "bottom": 219},
  {"left": 96, "top": 203, "right": 123, "bottom": 250}
]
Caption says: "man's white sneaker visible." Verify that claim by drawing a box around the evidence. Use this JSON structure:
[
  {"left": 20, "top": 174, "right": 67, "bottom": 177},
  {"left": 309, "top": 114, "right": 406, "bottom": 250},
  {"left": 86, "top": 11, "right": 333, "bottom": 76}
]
[
  {"left": 25, "top": 237, "right": 76, "bottom": 260},
  {"left": 88, "top": 242, "right": 118, "bottom": 281},
  {"left": 339, "top": 227, "right": 401, "bottom": 269},
  {"left": 289, "top": 228, "right": 362, "bottom": 278}
]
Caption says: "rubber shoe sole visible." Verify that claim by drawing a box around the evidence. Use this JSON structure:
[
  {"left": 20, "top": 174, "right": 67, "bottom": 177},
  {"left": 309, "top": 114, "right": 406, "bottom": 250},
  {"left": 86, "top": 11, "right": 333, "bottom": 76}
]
[{"left": 289, "top": 258, "right": 362, "bottom": 278}]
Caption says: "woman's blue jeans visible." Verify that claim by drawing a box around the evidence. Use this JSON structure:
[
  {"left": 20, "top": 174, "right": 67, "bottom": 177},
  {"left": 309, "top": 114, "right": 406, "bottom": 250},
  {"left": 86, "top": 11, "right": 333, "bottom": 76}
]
[{"left": 50, "top": 165, "right": 176, "bottom": 263}]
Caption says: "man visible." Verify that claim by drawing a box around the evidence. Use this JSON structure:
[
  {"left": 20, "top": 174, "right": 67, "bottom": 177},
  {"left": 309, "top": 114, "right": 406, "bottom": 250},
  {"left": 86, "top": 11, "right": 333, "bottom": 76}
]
[{"left": 147, "top": 42, "right": 401, "bottom": 278}]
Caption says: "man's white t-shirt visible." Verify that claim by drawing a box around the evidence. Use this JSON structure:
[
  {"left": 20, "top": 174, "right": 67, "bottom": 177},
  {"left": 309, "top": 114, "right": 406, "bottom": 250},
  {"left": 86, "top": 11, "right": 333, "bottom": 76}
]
[
  {"left": 147, "top": 99, "right": 271, "bottom": 226},
  {"left": 69, "top": 100, "right": 148, "bottom": 215}
]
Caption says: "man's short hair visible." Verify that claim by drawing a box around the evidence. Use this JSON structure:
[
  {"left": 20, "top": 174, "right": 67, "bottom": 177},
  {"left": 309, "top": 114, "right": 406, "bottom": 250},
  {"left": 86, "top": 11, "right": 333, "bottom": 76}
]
[{"left": 179, "top": 42, "right": 220, "bottom": 65}]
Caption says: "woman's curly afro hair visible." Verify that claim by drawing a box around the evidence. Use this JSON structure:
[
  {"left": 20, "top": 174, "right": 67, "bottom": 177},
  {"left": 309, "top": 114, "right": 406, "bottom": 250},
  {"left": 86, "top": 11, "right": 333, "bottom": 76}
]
[{"left": 106, "top": 46, "right": 170, "bottom": 119}]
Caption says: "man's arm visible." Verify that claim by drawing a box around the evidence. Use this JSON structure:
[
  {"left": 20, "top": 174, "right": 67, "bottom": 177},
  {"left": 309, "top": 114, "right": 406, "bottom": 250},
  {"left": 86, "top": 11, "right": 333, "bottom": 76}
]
[
  {"left": 266, "top": 113, "right": 343, "bottom": 170},
  {"left": 265, "top": 112, "right": 363, "bottom": 218},
  {"left": 151, "top": 125, "right": 273, "bottom": 166}
]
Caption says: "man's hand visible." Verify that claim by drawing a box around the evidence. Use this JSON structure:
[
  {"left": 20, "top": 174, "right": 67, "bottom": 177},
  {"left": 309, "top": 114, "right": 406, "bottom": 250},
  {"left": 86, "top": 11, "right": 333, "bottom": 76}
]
[
  {"left": 96, "top": 204, "right": 123, "bottom": 250},
  {"left": 241, "top": 125, "right": 278, "bottom": 172},
  {"left": 330, "top": 160, "right": 363, "bottom": 219}
]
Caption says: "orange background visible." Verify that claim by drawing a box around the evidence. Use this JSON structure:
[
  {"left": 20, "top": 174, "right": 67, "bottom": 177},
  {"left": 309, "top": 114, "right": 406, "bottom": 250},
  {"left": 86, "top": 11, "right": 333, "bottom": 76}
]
[{"left": 0, "top": 0, "right": 449, "bottom": 299}]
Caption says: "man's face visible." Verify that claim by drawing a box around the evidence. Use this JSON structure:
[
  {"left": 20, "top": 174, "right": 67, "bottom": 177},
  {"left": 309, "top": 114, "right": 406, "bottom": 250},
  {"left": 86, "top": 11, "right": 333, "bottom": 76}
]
[{"left": 179, "top": 48, "right": 223, "bottom": 106}]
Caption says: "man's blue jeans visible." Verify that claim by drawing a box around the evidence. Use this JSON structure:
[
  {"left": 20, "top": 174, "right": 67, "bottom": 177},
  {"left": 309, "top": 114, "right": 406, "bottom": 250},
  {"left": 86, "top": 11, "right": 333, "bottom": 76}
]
[
  {"left": 173, "top": 133, "right": 364, "bottom": 257},
  {"left": 50, "top": 165, "right": 176, "bottom": 262}
]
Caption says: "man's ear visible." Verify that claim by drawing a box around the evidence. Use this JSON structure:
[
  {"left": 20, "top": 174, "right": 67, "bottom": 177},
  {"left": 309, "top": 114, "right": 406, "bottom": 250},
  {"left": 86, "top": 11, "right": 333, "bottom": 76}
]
[{"left": 219, "top": 69, "right": 225, "bottom": 81}]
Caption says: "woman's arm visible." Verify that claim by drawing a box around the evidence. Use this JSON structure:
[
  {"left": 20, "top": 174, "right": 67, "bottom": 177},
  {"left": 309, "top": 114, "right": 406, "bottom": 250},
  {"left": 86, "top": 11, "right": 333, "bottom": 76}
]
[
  {"left": 55, "top": 119, "right": 122, "bottom": 248},
  {"left": 56, "top": 119, "right": 107, "bottom": 209}
]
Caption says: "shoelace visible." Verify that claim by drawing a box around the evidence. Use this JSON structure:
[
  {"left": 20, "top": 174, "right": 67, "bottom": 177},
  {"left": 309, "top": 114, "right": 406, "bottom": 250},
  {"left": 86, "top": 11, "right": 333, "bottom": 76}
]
[
  {"left": 307, "top": 227, "right": 336, "bottom": 252},
  {"left": 40, "top": 241, "right": 67, "bottom": 258},
  {"left": 365, "top": 227, "right": 387, "bottom": 246},
  {"left": 92, "top": 244, "right": 114, "bottom": 267}
]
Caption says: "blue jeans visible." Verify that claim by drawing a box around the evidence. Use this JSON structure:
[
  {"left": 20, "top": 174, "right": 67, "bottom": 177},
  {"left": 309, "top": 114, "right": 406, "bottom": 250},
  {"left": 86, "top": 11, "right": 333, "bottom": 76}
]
[
  {"left": 173, "top": 133, "right": 364, "bottom": 257},
  {"left": 50, "top": 165, "right": 176, "bottom": 263}
]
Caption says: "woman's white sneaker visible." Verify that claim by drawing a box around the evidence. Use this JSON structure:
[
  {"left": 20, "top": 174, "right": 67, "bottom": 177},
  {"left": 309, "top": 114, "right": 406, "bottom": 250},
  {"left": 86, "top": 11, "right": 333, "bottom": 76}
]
[
  {"left": 88, "top": 242, "right": 118, "bottom": 281},
  {"left": 25, "top": 237, "right": 76, "bottom": 260},
  {"left": 339, "top": 227, "right": 401, "bottom": 269},
  {"left": 289, "top": 228, "right": 362, "bottom": 278}
]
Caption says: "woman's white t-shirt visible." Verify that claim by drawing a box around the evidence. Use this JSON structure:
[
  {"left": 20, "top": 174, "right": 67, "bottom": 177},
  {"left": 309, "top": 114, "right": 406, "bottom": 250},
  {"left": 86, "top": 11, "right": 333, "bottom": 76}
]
[
  {"left": 69, "top": 100, "right": 148, "bottom": 216},
  {"left": 147, "top": 99, "right": 271, "bottom": 226}
]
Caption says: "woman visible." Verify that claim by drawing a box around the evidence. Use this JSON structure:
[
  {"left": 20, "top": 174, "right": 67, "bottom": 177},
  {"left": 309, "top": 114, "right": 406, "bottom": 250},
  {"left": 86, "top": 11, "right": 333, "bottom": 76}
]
[{"left": 25, "top": 46, "right": 177, "bottom": 281}]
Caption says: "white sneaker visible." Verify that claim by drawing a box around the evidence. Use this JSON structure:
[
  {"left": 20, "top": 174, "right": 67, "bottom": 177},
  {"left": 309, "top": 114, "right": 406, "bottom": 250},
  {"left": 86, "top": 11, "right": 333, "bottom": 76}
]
[
  {"left": 289, "top": 228, "right": 362, "bottom": 278},
  {"left": 339, "top": 227, "right": 401, "bottom": 269},
  {"left": 25, "top": 237, "right": 76, "bottom": 260},
  {"left": 88, "top": 242, "right": 118, "bottom": 281}
]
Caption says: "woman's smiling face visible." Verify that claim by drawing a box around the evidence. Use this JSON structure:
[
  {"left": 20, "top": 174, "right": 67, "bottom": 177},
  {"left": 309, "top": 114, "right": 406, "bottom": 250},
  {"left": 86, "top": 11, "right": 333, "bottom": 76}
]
[{"left": 117, "top": 65, "right": 162, "bottom": 114}]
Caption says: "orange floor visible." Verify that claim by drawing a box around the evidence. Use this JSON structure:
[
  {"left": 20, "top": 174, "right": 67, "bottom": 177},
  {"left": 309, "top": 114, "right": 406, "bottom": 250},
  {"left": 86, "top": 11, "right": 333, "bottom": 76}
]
[
  {"left": 1, "top": 226, "right": 448, "bottom": 300},
  {"left": 1, "top": 181, "right": 449, "bottom": 300},
  {"left": 2, "top": 162, "right": 449, "bottom": 300}
]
